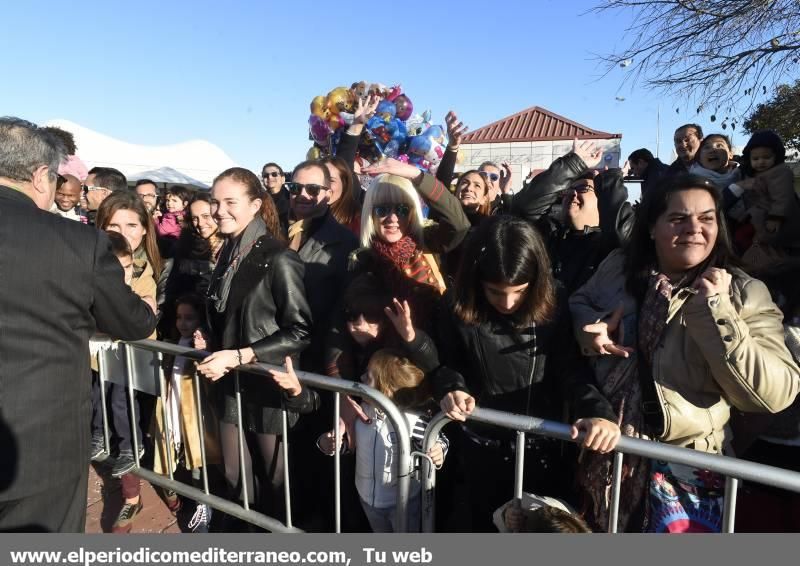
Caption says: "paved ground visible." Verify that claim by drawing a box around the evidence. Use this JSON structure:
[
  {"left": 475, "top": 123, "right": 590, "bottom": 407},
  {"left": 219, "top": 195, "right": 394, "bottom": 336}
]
[{"left": 85, "top": 464, "right": 180, "bottom": 534}]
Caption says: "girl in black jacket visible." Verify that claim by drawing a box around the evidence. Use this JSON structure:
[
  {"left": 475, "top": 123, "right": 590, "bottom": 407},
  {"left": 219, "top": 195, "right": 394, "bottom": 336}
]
[
  {"left": 196, "top": 167, "right": 317, "bottom": 523},
  {"left": 433, "top": 216, "right": 619, "bottom": 531}
]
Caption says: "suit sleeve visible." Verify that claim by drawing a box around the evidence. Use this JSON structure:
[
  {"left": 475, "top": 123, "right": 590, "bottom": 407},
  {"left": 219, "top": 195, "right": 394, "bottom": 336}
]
[
  {"left": 250, "top": 249, "right": 313, "bottom": 363},
  {"left": 91, "top": 231, "right": 157, "bottom": 340}
]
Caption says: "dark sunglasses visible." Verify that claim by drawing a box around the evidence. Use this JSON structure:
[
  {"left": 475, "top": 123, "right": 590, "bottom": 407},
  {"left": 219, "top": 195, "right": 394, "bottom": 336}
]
[
  {"left": 561, "top": 185, "right": 595, "bottom": 197},
  {"left": 283, "top": 181, "right": 329, "bottom": 197},
  {"left": 263, "top": 171, "right": 282, "bottom": 179},
  {"left": 479, "top": 171, "right": 500, "bottom": 182},
  {"left": 81, "top": 184, "right": 106, "bottom": 195},
  {"left": 344, "top": 308, "right": 384, "bottom": 324},
  {"left": 372, "top": 203, "right": 411, "bottom": 219}
]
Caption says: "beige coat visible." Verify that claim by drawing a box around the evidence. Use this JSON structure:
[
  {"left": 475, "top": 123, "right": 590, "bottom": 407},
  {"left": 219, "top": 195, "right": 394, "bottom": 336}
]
[
  {"left": 570, "top": 250, "right": 800, "bottom": 454},
  {"left": 130, "top": 259, "right": 157, "bottom": 340},
  {"left": 152, "top": 354, "right": 221, "bottom": 475}
]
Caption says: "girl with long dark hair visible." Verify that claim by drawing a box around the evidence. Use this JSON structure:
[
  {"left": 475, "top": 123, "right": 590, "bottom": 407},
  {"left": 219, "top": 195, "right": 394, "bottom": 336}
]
[{"left": 434, "top": 215, "right": 619, "bottom": 532}]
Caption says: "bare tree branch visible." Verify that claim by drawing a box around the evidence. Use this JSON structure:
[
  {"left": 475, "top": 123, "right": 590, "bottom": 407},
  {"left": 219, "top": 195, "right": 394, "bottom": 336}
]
[{"left": 593, "top": 0, "right": 800, "bottom": 114}]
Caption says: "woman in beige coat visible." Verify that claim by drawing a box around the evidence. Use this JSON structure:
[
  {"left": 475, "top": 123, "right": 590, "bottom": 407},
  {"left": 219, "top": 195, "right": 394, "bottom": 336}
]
[{"left": 569, "top": 173, "right": 800, "bottom": 533}]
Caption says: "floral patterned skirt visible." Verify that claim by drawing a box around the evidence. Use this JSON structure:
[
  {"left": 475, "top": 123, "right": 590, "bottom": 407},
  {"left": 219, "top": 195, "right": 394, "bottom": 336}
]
[{"left": 646, "top": 461, "right": 725, "bottom": 533}]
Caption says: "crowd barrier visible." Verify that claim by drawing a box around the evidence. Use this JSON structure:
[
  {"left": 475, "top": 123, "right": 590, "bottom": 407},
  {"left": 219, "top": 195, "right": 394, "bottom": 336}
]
[
  {"left": 419, "top": 408, "right": 800, "bottom": 533},
  {"left": 93, "top": 338, "right": 800, "bottom": 534},
  {"left": 92, "top": 338, "right": 414, "bottom": 533}
]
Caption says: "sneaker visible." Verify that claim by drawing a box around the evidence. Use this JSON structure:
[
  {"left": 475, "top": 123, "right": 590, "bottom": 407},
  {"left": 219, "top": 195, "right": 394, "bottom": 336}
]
[
  {"left": 112, "top": 499, "right": 143, "bottom": 533},
  {"left": 187, "top": 503, "right": 212, "bottom": 533},
  {"left": 109, "top": 445, "right": 145, "bottom": 478},
  {"left": 90, "top": 434, "right": 108, "bottom": 462},
  {"left": 164, "top": 490, "right": 182, "bottom": 515},
  {"left": 110, "top": 451, "right": 137, "bottom": 478}
]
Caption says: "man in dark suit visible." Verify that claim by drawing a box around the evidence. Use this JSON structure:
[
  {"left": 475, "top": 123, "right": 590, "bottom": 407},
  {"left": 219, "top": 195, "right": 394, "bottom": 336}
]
[{"left": 0, "top": 117, "right": 156, "bottom": 532}]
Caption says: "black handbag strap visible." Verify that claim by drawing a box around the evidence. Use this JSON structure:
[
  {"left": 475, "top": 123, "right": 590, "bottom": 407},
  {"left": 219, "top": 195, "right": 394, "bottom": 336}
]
[{"left": 636, "top": 352, "right": 664, "bottom": 438}]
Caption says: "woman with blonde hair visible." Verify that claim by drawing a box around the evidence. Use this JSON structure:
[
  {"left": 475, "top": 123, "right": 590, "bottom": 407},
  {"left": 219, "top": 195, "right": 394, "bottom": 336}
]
[{"left": 353, "top": 158, "right": 470, "bottom": 330}]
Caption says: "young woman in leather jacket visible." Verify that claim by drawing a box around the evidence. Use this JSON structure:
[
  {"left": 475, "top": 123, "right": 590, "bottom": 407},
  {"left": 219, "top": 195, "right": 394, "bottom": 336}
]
[
  {"left": 196, "top": 167, "right": 317, "bottom": 522},
  {"left": 570, "top": 173, "right": 800, "bottom": 532},
  {"left": 433, "top": 215, "right": 620, "bottom": 531}
]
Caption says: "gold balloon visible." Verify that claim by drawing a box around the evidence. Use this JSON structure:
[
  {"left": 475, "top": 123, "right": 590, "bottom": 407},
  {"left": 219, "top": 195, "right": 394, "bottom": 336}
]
[
  {"left": 306, "top": 146, "right": 321, "bottom": 160},
  {"left": 326, "top": 86, "right": 356, "bottom": 116},
  {"left": 310, "top": 95, "right": 327, "bottom": 118}
]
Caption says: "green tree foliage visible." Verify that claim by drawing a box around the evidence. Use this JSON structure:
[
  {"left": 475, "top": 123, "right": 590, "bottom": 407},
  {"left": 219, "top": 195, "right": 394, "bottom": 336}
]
[{"left": 744, "top": 81, "right": 800, "bottom": 154}]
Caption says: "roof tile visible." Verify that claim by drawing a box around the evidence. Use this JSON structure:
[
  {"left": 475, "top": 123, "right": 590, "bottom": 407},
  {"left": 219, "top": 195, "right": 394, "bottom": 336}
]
[{"left": 463, "top": 106, "right": 621, "bottom": 144}]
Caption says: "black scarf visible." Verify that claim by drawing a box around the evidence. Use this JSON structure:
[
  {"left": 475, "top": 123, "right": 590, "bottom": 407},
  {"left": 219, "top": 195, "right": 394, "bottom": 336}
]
[{"left": 207, "top": 217, "right": 267, "bottom": 313}]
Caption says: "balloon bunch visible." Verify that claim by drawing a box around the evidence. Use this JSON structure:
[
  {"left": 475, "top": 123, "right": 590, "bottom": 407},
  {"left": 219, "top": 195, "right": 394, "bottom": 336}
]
[{"left": 306, "top": 82, "right": 448, "bottom": 172}]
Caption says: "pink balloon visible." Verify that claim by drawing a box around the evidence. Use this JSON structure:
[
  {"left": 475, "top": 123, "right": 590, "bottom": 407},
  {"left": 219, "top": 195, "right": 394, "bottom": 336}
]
[
  {"left": 394, "top": 94, "right": 414, "bottom": 121},
  {"left": 309, "top": 115, "right": 331, "bottom": 146}
]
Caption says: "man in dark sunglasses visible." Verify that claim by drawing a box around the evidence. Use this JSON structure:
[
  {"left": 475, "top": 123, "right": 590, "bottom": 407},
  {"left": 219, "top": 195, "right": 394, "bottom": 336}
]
[
  {"left": 261, "top": 162, "right": 288, "bottom": 232},
  {"left": 283, "top": 159, "right": 359, "bottom": 529},
  {"left": 286, "top": 160, "right": 358, "bottom": 367}
]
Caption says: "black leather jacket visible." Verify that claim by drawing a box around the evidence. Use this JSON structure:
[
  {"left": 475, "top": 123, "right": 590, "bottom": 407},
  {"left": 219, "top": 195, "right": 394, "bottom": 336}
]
[
  {"left": 208, "top": 234, "right": 314, "bottom": 433},
  {"left": 433, "top": 288, "right": 615, "bottom": 432},
  {"left": 510, "top": 152, "right": 589, "bottom": 223},
  {"left": 543, "top": 169, "right": 634, "bottom": 293}
]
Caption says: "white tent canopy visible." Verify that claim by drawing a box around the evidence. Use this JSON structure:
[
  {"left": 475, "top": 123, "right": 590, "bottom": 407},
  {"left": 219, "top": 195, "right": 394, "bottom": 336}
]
[
  {"left": 45, "top": 119, "right": 238, "bottom": 187},
  {"left": 128, "top": 167, "right": 209, "bottom": 189}
]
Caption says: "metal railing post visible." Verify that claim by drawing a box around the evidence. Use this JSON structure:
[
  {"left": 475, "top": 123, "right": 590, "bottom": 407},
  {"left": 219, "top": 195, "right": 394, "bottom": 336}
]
[
  {"left": 234, "top": 371, "right": 249, "bottom": 510},
  {"left": 420, "top": 413, "right": 450, "bottom": 533},
  {"left": 513, "top": 431, "right": 525, "bottom": 501},
  {"left": 123, "top": 344, "right": 141, "bottom": 468},
  {"left": 193, "top": 370, "right": 210, "bottom": 494},
  {"left": 608, "top": 451, "right": 624, "bottom": 533},
  {"left": 282, "top": 409, "right": 293, "bottom": 529},
  {"left": 722, "top": 476, "right": 739, "bottom": 533},
  {"left": 96, "top": 350, "right": 111, "bottom": 460},
  {"left": 158, "top": 363, "right": 174, "bottom": 480},
  {"left": 333, "top": 392, "right": 341, "bottom": 534}
]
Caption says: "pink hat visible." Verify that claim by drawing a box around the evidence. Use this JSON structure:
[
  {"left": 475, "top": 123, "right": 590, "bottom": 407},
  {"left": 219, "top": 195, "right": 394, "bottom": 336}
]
[{"left": 58, "top": 154, "right": 89, "bottom": 181}]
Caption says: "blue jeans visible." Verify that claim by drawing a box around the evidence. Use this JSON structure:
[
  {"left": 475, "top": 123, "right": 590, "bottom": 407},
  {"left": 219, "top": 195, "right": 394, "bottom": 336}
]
[{"left": 360, "top": 495, "right": 421, "bottom": 533}]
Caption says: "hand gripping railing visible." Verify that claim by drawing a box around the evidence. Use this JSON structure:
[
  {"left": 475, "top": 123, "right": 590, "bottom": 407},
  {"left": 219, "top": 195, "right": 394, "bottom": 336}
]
[
  {"left": 420, "top": 407, "right": 800, "bottom": 533},
  {"left": 95, "top": 338, "right": 413, "bottom": 533}
]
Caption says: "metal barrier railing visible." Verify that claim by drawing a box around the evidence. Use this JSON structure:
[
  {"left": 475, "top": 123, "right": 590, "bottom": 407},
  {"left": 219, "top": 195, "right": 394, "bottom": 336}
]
[
  {"left": 419, "top": 407, "right": 800, "bottom": 533},
  {"left": 93, "top": 338, "right": 414, "bottom": 533}
]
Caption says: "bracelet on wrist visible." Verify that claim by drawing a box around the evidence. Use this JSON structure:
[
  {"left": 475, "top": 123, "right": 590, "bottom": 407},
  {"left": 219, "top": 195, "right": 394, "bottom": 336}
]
[{"left": 236, "top": 349, "right": 243, "bottom": 366}]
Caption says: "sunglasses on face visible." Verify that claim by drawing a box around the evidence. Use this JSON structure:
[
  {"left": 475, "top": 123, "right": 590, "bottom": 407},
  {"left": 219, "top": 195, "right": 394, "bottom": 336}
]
[
  {"left": 263, "top": 171, "right": 282, "bottom": 179},
  {"left": 372, "top": 203, "right": 411, "bottom": 219},
  {"left": 81, "top": 184, "right": 106, "bottom": 195},
  {"left": 479, "top": 171, "right": 500, "bottom": 182},
  {"left": 344, "top": 309, "right": 384, "bottom": 324},
  {"left": 283, "top": 181, "right": 329, "bottom": 197},
  {"left": 562, "top": 185, "right": 594, "bottom": 197}
]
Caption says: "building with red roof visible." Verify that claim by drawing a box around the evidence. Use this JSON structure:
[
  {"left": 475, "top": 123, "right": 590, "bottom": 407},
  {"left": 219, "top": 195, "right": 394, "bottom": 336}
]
[{"left": 457, "top": 106, "right": 622, "bottom": 189}]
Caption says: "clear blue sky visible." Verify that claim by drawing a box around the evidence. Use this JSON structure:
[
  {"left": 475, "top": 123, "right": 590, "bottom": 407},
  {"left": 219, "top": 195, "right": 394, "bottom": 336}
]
[{"left": 1, "top": 0, "right": 759, "bottom": 173}]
